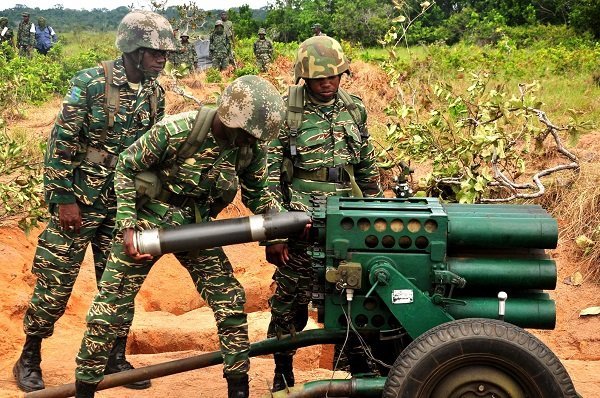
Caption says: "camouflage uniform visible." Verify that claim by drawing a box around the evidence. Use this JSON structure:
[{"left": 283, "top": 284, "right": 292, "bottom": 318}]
[
  {"left": 0, "top": 17, "right": 14, "bottom": 45},
  {"left": 220, "top": 14, "right": 235, "bottom": 65},
  {"left": 14, "top": 10, "right": 176, "bottom": 395},
  {"left": 253, "top": 29, "right": 273, "bottom": 73},
  {"left": 17, "top": 13, "right": 35, "bottom": 56},
  {"left": 169, "top": 37, "right": 197, "bottom": 70},
  {"left": 266, "top": 36, "right": 382, "bottom": 390},
  {"left": 210, "top": 21, "right": 230, "bottom": 71},
  {"left": 75, "top": 76, "right": 286, "bottom": 390}
]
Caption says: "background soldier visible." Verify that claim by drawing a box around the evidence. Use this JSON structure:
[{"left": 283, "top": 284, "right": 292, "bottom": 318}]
[
  {"left": 0, "top": 17, "right": 14, "bottom": 46},
  {"left": 34, "top": 17, "right": 57, "bottom": 55},
  {"left": 265, "top": 35, "right": 382, "bottom": 392},
  {"left": 74, "top": 75, "right": 287, "bottom": 398},
  {"left": 312, "top": 23, "right": 325, "bottom": 36},
  {"left": 253, "top": 28, "right": 273, "bottom": 72},
  {"left": 169, "top": 32, "right": 197, "bottom": 71},
  {"left": 12, "top": 10, "right": 176, "bottom": 393},
  {"left": 17, "top": 12, "right": 35, "bottom": 56},
  {"left": 209, "top": 20, "right": 230, "bottom": 71},
  {"left": 219, "top": 10, "right": 235, "bottom": 66}
]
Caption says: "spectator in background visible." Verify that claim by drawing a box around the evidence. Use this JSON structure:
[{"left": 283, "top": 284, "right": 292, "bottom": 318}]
[
  {"left": 219, "top": 11, "right": 235, "bottom": 66},
  {"left": 17, "top": 12, "right": 35, "bottom": 57},
  {"left": 209, "top": 20, "right": 230, "bottom": 71},
  {"left": 34, "top": 17, "right": 57, "bottom": 55},
  {"left": 312, "top": 23, "right": 325, "bottom": 36},
  {"left": 0, "top": 17, "right": 14, "bottom": 46},
  {"left": 253, "top": 28, "right": 273, "bottom": 73}
]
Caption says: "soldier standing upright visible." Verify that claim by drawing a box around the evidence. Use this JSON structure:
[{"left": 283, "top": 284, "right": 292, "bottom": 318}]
[
  {"left": 0, "top": 17, "right": 14, "bottom": 46},
  {"left": 17, "top": 12, "right": 35, "bottom": 56},
  {"left": 34, "top": 17, "right": 57, "bottom": 55},
  {"left": 12, "top": 10, "right": 176, "bottom": 393},
  {"left": 219, "top": 10, "right": 235, "bottom": 66},
  {"left": 312, "top": 23, "right": 325, "bottom": 36},
  {"left": 74, "top": 75, "right": 287, "bottom": 398},
  {"left": 210, "top": 20, "right": 231, "bottom": 71},
  {"left": 169, "top": 32, "right": 197, "bottom": 71},
  {"left": 253, "top": 28, "right": 273, "bottom": 73},
  {"left": 265, "top": 35, "right": 382, "bottom": 392}
]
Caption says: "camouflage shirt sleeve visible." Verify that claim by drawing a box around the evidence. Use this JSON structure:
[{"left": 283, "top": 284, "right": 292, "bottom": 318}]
[
  {"left": 44, "top": 73, "right": 90, "bottom": 204},
  {"left": 266, "top": 126, "right": 287, "bottom": 205},
  {"left": 241, "top": 142, "right": 285, "bottom": 214}
]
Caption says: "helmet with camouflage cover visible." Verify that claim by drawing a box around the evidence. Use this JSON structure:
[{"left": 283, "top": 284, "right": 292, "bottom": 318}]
[
  {"left": 215, "top": 20, "right": 224, "bottom": 27},
  {"left": 217, "top": 75, "right": 285, "bottom": 141},
  {"left": 116, "top": 10, "right": 177, "bottom": 53},
  {"left": 258, "top": 28, "right": 266, "bottom": 35},
  {"left": 294, "top": 35, "right": 350, "bottom": 83}
]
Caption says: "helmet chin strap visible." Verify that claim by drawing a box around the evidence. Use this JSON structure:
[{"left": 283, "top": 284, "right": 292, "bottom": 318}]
[{"left": 136, "top": 48, "right": 160, "bottom": 80}]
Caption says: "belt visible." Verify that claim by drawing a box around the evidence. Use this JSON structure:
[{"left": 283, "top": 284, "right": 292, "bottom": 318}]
[
  {"left": 294, "top": 166, "right": 350, "bottom": 183},
  {"left": 84, "top": 146, "right": 118, "bottom": 168}
]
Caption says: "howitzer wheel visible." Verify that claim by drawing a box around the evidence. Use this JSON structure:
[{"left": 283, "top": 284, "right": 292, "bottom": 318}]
[{"left": 382, "top": 318, "right": 578, "bottom": 398}]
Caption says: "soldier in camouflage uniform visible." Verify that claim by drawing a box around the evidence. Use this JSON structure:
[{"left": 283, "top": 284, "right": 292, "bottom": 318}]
[
  {"left": 74, "top": 75, "right": 287, "bottom": 398},
  {"left": 219, "top": 11, "right": 235, "bottom": 66},
  {"left": 265, "top": 35, "right": 382, "bottom": 392},
  {"left": 12, "top": 10, "right": 176, "bottom": 394},
  {"left": 0, "top": 17, "right": 14, "bottom": 46},
  {"left": 17, "top": 12, "right": 35, "bottom": 57},
  {"left": 210, "top": 20, "right": 231, "bottom": 71},
  {"left": 253, "top": 28, "right": 273, "bottom": 73},
  {"left": 169, "top": 33, "right": 197, "bottom": 71},
  {"left": 312, "top": 23, "right": 325, "bottom": 36}
]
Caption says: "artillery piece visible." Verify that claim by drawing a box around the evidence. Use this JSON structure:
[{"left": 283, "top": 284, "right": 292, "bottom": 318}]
[{"left": 27, "top": 197, "right": 579, "bottom": 398}]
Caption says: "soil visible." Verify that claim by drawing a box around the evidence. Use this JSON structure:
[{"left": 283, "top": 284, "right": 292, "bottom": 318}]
[{"left": 0, "top": 62, "right": 599, "bottom": 397}]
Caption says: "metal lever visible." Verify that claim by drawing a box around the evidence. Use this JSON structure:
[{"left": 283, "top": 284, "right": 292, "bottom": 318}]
[{"left": 498, "top": 291, "right": 508, "bottom": 321}]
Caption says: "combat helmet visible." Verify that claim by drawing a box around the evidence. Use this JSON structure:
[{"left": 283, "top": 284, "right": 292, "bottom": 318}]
[
  {"left": 217, "top": 75, "right": 285, "bottom": 141},
  {"left": 215, "top": 20, "right": 224, "bottom": 27},
  {"left": 258, "top": 28, "right": 266, "bottom": 35},
  {"left": 294, "top": 35, "right": 349, "bottom": 83},
  {"left": 116, "top": 10, "right": 177, "bottom": 53}
]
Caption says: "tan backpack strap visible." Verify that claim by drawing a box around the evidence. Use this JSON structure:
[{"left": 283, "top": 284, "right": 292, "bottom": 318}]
[
  {"left": 101, "top": 60, "right": 120, "bottom": 143},
  {"left": 338, "top": 87, "right": 368, "bottom": 139},
  {"left": 286, "top": 85, "right": 304, "bottom": 157},
  {"left": 149, "top": 85, "right": 159, "bottom": 125},
  {"left": 178, "top": 107, "right": 216, "bottom": 159}
]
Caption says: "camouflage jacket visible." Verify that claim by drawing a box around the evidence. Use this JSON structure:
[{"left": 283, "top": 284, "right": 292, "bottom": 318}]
[
  {"left": 170, "top": 41, "right": 197, "bottom": 67},
  {"left": 253, "top": 39, "right": 273, "bottom": 59},
  {"left": 222, "top": 20, "right": 234, "bottom": 41},
  {"left": 209, "top": 31, "right": 230, "bottom": 55},
  {"left": 0, "top": 25, "right": 13, "bottom": 44},
  {"left": 115, "top": 109, "right": 283, "bottom": 230},
  {"left": 44, "top": 57, "right": 165, "bottom": 208},
  {"left": 268, "top": 86, "right": 382, "bottom": 212},
  {"left": 17, "top": 21, "right": 34, "bottom": 47}
]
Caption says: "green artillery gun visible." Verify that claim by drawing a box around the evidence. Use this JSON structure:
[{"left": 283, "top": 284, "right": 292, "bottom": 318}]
[{"left": 27, "top": 198, "right": 579, "bottom": 398}]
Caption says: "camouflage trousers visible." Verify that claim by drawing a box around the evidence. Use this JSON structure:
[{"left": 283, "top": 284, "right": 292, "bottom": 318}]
[
  {"left": 75, "top": 204, "right": 249, "bottom": 384},
  {"left": 23, "top": 202, "right": 117, "bottom": 338},
  {"left": 212, "top": 52, "right": 229, "bottom": 71},
  {"left": 267, "top": 239, "right": 312, "bottom": 357},
  {"left": 256, "top": 55, "right": 271, "bottom": 73}
]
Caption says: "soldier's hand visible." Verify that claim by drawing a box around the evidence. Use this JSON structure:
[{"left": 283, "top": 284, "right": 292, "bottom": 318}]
[
  {"left": 123, "top": 228, "right": 153, "bottom": 262},
  {"left": 58, "top": 203, "right": 82, "bottom": 234},
  {"left": 266, "top": 243, "right": 289, "bottom": 267}
]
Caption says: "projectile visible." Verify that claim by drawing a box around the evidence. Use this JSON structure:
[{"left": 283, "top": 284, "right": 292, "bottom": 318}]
[{"left": 133, "top": 211, "right": 311, "bottom": 256}]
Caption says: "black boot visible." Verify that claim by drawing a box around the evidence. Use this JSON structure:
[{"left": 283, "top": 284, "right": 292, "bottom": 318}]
[
  {"left": 272, "top": 353, "right": 294, "bottom": 392},
  {"left": 13, "top": 335, "right": 45, "bottom": 392},
  {"left": 226, "top": 373, "right": 249, "bottom": 398},
  {"left": 75, "top": 380, "right": 97, "bottom": 398},
  {"left": 104, "top": 336, "right": 151, "bottom": 390}
]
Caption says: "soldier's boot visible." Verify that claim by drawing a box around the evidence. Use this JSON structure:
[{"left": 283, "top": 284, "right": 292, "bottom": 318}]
[
  {"left": 13, "top": 335, "right": 45, "bottom": 392},
  {"left": 272, "top": 353, "right": 294, "bottom": 392},
  {"left": 226, "top": 373, "right": 249, "bottom": 398},
  {"left": 104, "top": 336, "right": 151, "bottom": 390},
  {"left": 75, "top": 380, "right": 97, "bottom": 398}
]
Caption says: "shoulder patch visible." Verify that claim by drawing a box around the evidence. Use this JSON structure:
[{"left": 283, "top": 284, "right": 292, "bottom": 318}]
[{"left": 68, "top": 86, "right": 82, "bottom": 103}]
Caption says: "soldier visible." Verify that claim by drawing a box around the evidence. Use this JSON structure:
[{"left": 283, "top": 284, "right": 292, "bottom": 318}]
[
  {"left": 169, "top": 32, "right": 197, "bottom": 71},
  {"left": 74, "top": 75, "right": 287, "bottom": 398},
  {"left": 17, "top": 12, "right": 35, "bottom": 56},
  {"left": 253, "top": 28, "right": 273, "bottom": 73},
  {"left": 219, "top": 10, "right": 235, "bottom": 65},
  {"left": 12, "top": 10, "right": 176, "bottom": 393},
  {"left": 312, "top": 23, "right": 325, "bottom": 36},
  {"left": 210, "top": 20, "right": 231, "bottom": 71},
  {"left": 0, "top": 17, "right": 14, "bottom": 46},
  {"left": 34, "top": 17, "right": 57, "bottom": 55},
  {"left": 265, "top": 35, "right": 382, "bottom": 392}
]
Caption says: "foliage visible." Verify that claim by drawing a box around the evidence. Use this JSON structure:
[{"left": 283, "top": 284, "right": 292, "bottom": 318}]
[
  {"left": 0, "top": 129, "right": 45, "bottom": 232},
  {"left": 205, "top": 67, "right": 223, "bottom": 83}
]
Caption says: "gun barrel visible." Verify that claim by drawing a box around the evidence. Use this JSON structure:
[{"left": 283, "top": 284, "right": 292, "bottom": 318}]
[{"left": 134, "top": 211, "right": 310, "bottom": 256}]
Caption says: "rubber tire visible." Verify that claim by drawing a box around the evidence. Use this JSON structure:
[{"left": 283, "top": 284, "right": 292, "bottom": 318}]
[{"left": 382, "top": 318, "right": 578, "bottom": 398}]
